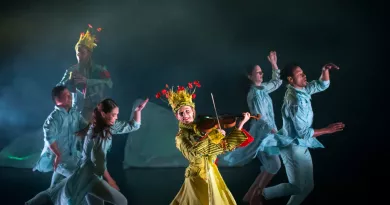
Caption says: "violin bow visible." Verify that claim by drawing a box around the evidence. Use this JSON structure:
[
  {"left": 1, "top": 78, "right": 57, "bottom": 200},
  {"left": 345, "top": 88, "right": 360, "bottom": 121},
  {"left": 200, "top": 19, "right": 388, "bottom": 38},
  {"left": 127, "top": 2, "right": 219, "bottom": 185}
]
[{"left": 210, "top": 93, "right": 222, "bottom": 129}]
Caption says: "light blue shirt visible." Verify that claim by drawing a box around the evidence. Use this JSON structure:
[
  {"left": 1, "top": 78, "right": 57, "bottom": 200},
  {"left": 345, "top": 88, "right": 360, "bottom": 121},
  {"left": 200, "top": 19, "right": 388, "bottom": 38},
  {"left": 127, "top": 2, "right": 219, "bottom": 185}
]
[
  {"left": 47, "top": 119, "right": 141, "bottom": 205},
  {"left": 81, "top": 120, "right": 141, "bottom": 175},
  {"left": 247, "top": 69, "right": 282, "bottom": 132},
  {"left": 281, "top": 79, "right": 330, "bottom": 148},
  {"left": 245, "top": 69, "right": 293, "bottom": 155},
  {"left": 33, "top": 106, "right": 88, "bottom": 175},
  {"left": 220, "top": 69, "right": 286, "bottom": 165}
]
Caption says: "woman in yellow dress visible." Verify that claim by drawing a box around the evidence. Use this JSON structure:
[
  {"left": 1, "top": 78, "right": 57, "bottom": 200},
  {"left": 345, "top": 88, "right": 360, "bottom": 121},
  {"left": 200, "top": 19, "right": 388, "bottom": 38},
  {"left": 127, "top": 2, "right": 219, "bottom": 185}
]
[{"left": 155, "top": 81, "right": 254, "bottom": 205}]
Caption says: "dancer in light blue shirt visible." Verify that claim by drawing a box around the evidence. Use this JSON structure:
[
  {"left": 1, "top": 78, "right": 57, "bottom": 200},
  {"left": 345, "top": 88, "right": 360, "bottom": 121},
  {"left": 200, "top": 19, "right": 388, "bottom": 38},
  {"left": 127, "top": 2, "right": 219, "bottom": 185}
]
[
  {"left": 221, "top": 51, "right": 292, "bottom": 204},
  {"left": 257, "top": 63, "right": 345, "bottom": 205},
  {"left": 57, "top": 25, "right": 113, "bottom": 122},
  {"left": 26, "top": 98, "right": 149, "bottom": 205},
  {"left": 33, "top": 85, "right": 88, "bottom": 187}
]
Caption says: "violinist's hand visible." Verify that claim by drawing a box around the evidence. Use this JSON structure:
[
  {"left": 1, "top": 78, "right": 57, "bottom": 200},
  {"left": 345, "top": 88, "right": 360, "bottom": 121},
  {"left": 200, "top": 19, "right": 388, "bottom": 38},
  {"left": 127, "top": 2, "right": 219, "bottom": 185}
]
[
  {"left": 237, "top": 112, "right": 251, "bottom": 130},
  {"left": 217, "top": 129, "right": 226, "bottom": 136},
  {"left": 242, "top": 112, "right": 251, "bottom": 124}
]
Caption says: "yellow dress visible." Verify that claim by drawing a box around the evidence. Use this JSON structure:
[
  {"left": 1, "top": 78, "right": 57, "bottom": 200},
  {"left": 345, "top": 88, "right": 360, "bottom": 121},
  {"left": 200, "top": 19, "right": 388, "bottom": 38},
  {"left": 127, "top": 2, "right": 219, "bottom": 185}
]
[{"left": 171, "top": 122, "right": 251, "bottom": 205}]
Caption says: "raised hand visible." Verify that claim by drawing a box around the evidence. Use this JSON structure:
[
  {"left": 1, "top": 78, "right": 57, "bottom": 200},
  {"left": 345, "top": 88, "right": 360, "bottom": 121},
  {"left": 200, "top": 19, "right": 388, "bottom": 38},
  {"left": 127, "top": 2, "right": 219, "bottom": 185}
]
[
  {"left": 134, "top": 98, "right": 149, "bottom": 112},
  {"left": 267, "top": 51, "right": 278, "bottom": 68},
  {"left": 322, "top": 63, "right": 340, "bottom": 71}
]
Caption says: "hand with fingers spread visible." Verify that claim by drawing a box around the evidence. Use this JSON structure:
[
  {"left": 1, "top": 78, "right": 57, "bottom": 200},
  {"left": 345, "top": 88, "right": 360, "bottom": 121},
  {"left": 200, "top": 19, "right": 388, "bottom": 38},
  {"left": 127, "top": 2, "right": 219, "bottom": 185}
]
[
  {"left": 133, "top": 98, "right": 149, "bottom": 123},
  {"left": 135, "top": 98, "right": 149, "bottom": 112},
  {"left": 325, "top": 122, "right": 345, "bottom": 134},
  {"left": 267, "top": 51, "right": 278, "bottom": 69},
  {"left": 314, "top": 122, "right": 345, "bottom": 137}
]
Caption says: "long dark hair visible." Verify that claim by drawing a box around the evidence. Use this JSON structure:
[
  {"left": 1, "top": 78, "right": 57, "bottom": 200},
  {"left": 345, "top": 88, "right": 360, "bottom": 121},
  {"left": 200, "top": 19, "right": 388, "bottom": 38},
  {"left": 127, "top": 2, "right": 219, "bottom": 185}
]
[{"left": 76, "top": 98, "right": 118, "bottom": 139}]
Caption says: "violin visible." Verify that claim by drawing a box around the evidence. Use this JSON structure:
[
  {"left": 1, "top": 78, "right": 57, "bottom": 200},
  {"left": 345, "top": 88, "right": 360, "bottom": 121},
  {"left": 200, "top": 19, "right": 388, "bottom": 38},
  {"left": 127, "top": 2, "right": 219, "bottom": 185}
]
[{"left": 196, "top": 114, "right": 261, "bottom": 134}]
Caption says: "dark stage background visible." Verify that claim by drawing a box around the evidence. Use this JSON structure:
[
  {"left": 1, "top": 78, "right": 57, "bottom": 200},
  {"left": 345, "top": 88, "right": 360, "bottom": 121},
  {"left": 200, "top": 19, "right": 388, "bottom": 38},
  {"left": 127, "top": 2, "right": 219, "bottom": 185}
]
[{"left": 0, "top": 0, "right": 386, "bottom": 204}]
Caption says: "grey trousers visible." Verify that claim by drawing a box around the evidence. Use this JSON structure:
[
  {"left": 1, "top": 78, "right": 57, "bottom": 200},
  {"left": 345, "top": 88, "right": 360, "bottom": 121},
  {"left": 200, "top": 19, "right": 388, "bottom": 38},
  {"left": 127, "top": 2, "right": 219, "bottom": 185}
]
[{"left": 263, "top": 144, "right": 314, "bottom": 205}]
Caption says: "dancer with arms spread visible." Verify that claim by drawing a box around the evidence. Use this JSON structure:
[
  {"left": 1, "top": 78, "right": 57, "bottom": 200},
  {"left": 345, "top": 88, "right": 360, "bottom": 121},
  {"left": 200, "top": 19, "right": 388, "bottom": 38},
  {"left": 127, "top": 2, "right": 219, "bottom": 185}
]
[
  {"left": 257, "top": 63, "right": 345, "bottom": 205},
  {"left": 32, "top": 85, "right": 87, "bottom": 190}
]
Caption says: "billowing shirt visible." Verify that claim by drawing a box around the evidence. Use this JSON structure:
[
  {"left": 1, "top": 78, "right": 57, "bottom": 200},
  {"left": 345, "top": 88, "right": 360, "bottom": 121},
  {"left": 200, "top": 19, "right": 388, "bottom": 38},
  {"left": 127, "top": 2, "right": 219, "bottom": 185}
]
[
  {"left": 281, "top": 79, "right": 330, "bottom": 148},
  {"left": 220, "top": 69, "right": 286, "bottom": 163}
]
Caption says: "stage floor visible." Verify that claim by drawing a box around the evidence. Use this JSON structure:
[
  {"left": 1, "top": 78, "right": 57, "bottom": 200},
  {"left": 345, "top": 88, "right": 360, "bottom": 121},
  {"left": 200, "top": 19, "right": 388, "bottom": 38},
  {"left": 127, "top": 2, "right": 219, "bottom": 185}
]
[
  {"left": 0, "top": 134, "right": 370, "bottom": 205},
  {"left": 0, "top": 159, "right": 361, "bottom": 205},
  {"left": 0, "top": 161, "right": 289, "bottom": 205}
]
